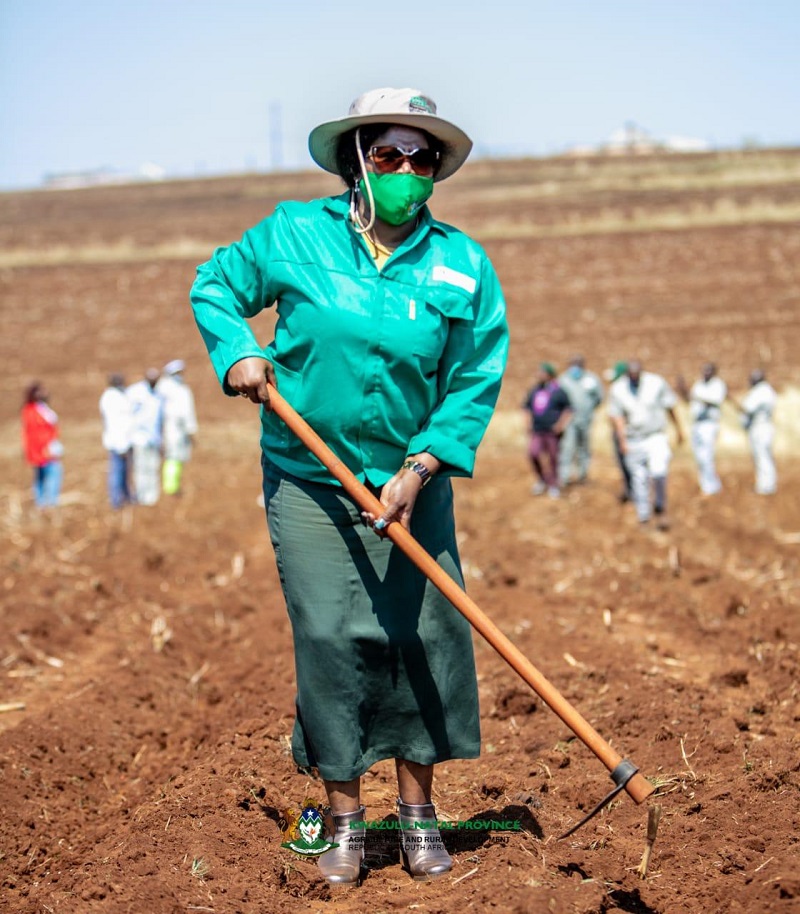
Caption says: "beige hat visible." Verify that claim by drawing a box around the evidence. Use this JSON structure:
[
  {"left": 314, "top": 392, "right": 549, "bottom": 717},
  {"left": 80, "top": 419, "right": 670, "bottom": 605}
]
[{"left": 308, "top": 88, "right": 473, "bottom": 182}]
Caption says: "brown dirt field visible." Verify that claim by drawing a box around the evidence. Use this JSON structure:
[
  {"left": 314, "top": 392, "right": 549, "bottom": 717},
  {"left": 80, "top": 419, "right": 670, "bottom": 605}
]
[{"left": 1, "top": 150, "right": 799, "bottom": 913}]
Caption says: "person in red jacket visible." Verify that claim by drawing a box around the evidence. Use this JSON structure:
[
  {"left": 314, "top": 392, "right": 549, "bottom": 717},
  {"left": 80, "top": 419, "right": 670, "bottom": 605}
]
[{"left": 21, "top": 381, "right": 63, "bottom": 508}]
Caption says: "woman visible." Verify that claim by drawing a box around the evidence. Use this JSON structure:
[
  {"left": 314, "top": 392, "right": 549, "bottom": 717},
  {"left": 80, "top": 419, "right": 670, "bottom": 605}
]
[
  {"left": 191, "top": 88, "right": 508, "bottom": 885},
  {"left": 21, "top": 381, "right": 63, "bottom": 508}
]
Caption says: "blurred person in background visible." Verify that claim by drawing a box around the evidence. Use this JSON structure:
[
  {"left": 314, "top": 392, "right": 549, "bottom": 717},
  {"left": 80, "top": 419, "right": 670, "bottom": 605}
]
[
  {"left": 157, "top": 359, "right": 198, "bottom": 496},
  {"left": 99, "top": 373, "right": 133, "bottom": 510},
  {"left": 608, "top": 360, "right": 684, "bottom": 530},
  {"left": 606, "top": 361, "right": 632, "bottom": 502},
  {"left": 126, "top": 368, "right": 163, "bottom": 506},
  {"left": 676, "top": 362, "right": 727, "bottom": 496},
  {"left": 557, "top": 354, "right": 603, "bottom": 487},
  {"left": 191, "top": 87, "right": 508, "bottom": 885},
  {"left": 522, "top": 362, "right": 572, "bottom": 498},
  {"left": 732, "top": 369, "right": 777, "bottom": 495},
  {"left": 21, "top": 381, "right": 63, "bottom": 508}
]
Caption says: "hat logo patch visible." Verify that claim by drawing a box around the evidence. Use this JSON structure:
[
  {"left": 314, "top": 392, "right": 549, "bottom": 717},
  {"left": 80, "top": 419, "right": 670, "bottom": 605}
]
[{"left": 408, "top": 95, "right": 433, "bottom": 113}]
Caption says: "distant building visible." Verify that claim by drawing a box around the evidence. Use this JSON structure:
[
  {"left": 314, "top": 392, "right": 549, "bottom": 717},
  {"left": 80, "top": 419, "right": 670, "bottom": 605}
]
[
  {"left": 605, "top": 122, "right": 658, "bottom": 154},
  {"left": 661, "top": 135, "right": 711, "bottom": 153},
  {"left": 566, "top": 122, "right": 710, "bottom": 157},
  {"left": 43, "top": 167, "right": 120, "bottom": 189},
  {"left": 42, "top": 163, "right": 166, "bottom": 190}
]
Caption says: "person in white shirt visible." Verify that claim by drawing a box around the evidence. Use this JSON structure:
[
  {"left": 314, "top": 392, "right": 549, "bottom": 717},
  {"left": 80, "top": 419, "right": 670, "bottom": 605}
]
[
  {"left": 99, "top": 373, "right": 133, "bottom": 509},
  {"left": 156, "top": 359, "right": 198, "bottom": 496},
  {"left": 737, "top": 369, "right": 778, "bottom": 495},
  {"left": 126, "top": 368, "right": 164, "bottom": 506},
  {"left": 677, "top": 363, "right": 727, "bottom": 496},
  {"left": 607, "top": 360, "right": 684, "bottom": 529}
]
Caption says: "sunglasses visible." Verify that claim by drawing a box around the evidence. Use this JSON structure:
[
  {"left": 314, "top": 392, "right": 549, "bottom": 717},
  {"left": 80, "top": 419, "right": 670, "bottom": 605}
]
[{"left": 367, "top": 145, "right": 440, "bottom": 177}]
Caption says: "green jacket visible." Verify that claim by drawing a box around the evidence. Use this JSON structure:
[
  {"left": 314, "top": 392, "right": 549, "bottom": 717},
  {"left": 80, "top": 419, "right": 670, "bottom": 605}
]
[{"left": 190, "top": 192, "right": 509, "bottom": 486}]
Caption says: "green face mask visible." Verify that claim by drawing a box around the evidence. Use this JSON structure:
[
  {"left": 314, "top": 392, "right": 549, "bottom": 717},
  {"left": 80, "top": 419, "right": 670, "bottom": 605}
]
[{"left": 359, "top": 172, "right": 434, "bottom": 226}]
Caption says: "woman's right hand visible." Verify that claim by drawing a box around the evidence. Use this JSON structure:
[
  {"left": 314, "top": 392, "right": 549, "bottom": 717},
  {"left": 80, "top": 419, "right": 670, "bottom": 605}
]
[{"left": 227, "top": 357, "right": 276, "bottom": 408}]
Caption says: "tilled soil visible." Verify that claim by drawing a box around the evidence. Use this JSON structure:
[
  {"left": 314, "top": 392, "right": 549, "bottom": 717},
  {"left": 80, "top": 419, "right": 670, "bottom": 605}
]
[{"left": 1, "top": 154, "right": 799, "bottom": 913}]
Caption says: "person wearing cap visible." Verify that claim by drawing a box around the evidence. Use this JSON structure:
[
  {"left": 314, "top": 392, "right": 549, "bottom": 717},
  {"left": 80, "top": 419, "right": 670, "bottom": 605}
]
[
  {"left": 607, "top": 360, "right": 684, "bottom": 529},
  {"left": 557, "top": 354, "right": 603, "bottom": 487},
  {"left": 99, "top": 373, "right": 133, "bottom": 509},
  {"left": 191, "top": 88, "right": 508, "bottom": 885},
  {"left": 732, "top": 369, "right": 777, "bottom": 495},
  {"left": 156, "top": 360, "right": 198, "bottom": 496},
  {"left": 521, "top": 362, "right": 572, "bottom": 498},
  {"left": 675, "top": 362, "right": 727, "bottom": 496},
  {"left": 126, "top": 368, "right": 164, "bottom": 506}
]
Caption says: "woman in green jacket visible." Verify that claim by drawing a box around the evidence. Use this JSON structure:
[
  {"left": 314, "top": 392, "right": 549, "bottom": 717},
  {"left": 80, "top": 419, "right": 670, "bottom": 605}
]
[{"left": 191, "top": 87, "right": 508, "bottom": 886}]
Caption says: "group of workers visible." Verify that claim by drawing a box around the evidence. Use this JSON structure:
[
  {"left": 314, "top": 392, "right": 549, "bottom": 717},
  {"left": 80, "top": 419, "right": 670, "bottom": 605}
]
[
  {"left": 523, "top": 356, "right": 779, "bottom": 528},
  {"left": 20, "top": 360, "right": 197, "bottom": 511},
  {"left": 98, "top": 360, "right": 198, "bottom": 508},
  {"left": 22, "top": 354, "right": 778, "bottom": 519}
]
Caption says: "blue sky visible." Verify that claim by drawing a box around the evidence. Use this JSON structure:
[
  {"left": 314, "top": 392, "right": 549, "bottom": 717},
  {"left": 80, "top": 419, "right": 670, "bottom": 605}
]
[{"left": 1, "top": 0, "right": 798, "bottom": 188}]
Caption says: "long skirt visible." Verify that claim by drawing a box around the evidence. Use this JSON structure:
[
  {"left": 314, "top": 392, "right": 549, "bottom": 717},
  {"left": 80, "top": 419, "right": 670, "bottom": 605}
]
[{"left": 262, "top": 459, "right": 481, "bottom": 782}]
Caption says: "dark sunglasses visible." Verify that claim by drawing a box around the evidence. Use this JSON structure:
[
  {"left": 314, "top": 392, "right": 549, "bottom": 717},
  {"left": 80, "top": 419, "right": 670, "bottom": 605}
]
[{"left": 367, "top": 145, "right": 440, "bottom": 177}]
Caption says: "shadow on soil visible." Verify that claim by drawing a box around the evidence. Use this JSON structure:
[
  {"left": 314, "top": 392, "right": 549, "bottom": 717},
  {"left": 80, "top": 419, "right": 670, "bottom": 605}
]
[{"left": 558, "top": 865, "right": 661, "bottom": 914}]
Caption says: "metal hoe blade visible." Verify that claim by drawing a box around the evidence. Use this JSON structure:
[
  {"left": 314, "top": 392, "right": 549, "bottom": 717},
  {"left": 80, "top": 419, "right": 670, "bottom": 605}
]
[{"left": 558, "top": 759, "right": 640, "bottom": 840}]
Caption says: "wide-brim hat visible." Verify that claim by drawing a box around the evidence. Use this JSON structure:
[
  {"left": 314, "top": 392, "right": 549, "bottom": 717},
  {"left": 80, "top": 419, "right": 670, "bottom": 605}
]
[{"left": 308, "top": 88, "right": 473, "bottom": 183}]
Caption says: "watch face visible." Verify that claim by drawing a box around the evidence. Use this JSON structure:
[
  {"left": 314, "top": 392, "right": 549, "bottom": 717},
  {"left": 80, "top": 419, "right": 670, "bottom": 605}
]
[{"left": 403, "top": 459, "right": 431, "bottom": 485}]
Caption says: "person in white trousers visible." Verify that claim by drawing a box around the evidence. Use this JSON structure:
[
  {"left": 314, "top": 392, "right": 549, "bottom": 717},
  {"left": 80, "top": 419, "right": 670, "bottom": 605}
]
[
  {"left": 736, "top": 369, "right": 778, "bottom": 495},
  {"left": 126, "top": 369, "right": 164, "bottom": 506},
  {"left": 677, "top": 363, "right": 727, "bottom": 495},
  {"left": 608, "top": 360, "right": 684, "bottom": 529}
]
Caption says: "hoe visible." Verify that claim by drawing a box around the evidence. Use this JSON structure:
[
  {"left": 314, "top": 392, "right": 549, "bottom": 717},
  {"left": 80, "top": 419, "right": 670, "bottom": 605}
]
[{"left": 267, "top": 383, "right": 658, "bottom": 845}]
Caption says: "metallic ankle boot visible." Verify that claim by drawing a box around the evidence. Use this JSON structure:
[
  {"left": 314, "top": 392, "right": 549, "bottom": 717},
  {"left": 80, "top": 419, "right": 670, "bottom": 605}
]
[
  {"left": 398, "top": 799, "right": 452, "bottom": 881},
  {"left": 317, "top": 806, "right": 366, "bottom": 886}
]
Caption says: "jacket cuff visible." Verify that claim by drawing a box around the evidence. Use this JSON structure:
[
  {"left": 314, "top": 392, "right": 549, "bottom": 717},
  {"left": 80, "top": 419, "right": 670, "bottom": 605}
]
[
  {"left": 218, "top": 349, "right": 270, "bottom": 396},
  {"left": 405, "top": 432, "right": 475, "bottom": 478}
]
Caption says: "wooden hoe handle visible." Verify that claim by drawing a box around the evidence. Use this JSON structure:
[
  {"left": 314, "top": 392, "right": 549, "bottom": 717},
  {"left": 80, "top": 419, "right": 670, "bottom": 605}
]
[{"left": 267, "top": 384, "right": 654, "bottom": 807}]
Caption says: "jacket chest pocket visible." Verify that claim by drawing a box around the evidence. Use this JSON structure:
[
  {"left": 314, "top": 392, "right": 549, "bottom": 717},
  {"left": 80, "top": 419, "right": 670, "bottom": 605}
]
[{"left": 412, "top": 289, "right": 474, "bottom": 359}]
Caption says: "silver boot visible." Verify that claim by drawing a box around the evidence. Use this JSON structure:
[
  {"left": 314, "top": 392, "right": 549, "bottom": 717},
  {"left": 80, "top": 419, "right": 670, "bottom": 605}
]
[
  {"left": 317, "top": 806, "right": 366, "bottom": 886},
  {"left": 398, "top": 799, "right": 452, "bottom": 880}
]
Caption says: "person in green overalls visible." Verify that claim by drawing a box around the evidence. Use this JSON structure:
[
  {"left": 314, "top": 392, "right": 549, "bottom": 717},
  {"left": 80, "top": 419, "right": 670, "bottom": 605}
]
[{"left": 191, "top": 88, "right": 509, "bottom": 886}]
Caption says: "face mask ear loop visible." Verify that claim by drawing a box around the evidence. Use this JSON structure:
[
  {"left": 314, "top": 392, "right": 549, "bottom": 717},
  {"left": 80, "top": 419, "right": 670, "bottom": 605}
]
[
  {"left": 348, "top": 185, "right": 359, "bottom": 227},
  {"left": 352, "top": 127, "right": 375, "bottom": 235}
]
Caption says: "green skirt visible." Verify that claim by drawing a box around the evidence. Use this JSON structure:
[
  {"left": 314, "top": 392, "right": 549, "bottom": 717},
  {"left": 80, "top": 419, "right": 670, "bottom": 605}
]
[{"left": 262, "top": 459, "right": 480, "bottom": 782}]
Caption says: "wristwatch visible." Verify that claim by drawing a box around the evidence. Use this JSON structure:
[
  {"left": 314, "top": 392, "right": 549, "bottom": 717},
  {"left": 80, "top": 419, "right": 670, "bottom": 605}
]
[{"left": 401, "top": 459, "right": 432, "bottom": 487}]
